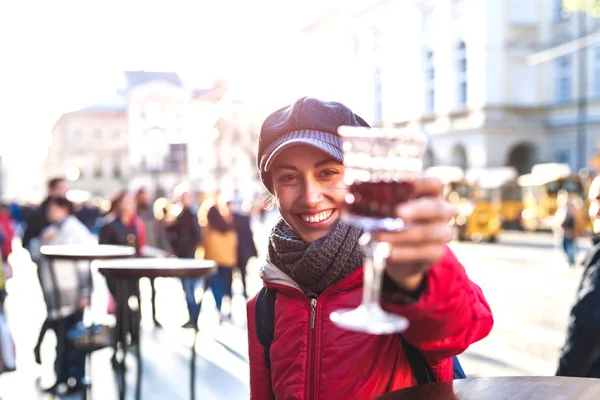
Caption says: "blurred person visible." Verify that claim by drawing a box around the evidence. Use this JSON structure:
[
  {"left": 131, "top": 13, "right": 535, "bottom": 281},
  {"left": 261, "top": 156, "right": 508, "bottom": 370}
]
[
  {"left": 0, "top": 202, "right": 15, "bottom": 311},
  {"left": 135, "top": 188, "right": 172, "bottom": 327},
  {"left": 247, "top": 98, "right": 492, "bottom": 398},
  {"left": 203, "top": 198, "right": 237, "bottom": 323},
  {"left": 556, "top": 186, "right": 600, "bottom": 378},
  {"left": 75, "top": 200, "right": 101, "bottom": 234},
  {"left": 38, "top": 197, "right": 96, "bottom": 394},
  {"left": 168, "top": 191, "right": 202, "bottom": 328},
  {"left": 23, "top": 178, "right": 69, "bottom": 365},
  {"left": 554, "top": 191, "right": 579, "bottom": 267},
  {"left": 22, "top": 177, "right": 68, "bottom": 254},
  {"left": 9, "top": 200, "right": 23, "bottom": 237},
  {"left": 99, "top": 191, "right": 146, "bottom": 366},
  {"left": 227, "top": 200, "right": 257, "bottom": 299}
]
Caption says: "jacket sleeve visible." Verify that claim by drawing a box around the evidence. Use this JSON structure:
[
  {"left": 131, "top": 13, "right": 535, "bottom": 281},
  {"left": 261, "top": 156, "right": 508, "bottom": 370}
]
[
  {"left": 157, "top": 223, "right": 173, "bottom": 253},
  {"left": 98, "top": 223, "right": 112, "bottom": 245},
  {"left": 556, "top": 260, "right": 600, "bottom": 377},
  {"left": 22, "top": 208, "right": 44, "bottom": 249},
  {"left": 191, "top": 215, "right": 202, "bottom": 247},
  {"left": 382, "top": 246, "right": 493, "bottom": 365},
  {"left": 247, "top": 296, "right": 274, "bottom": 400}
]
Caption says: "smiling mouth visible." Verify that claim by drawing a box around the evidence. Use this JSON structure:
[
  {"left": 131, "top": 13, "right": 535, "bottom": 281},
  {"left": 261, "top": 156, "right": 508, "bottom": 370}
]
[{"left": 299, "top": 209, "right": 335, "bottom": 224}]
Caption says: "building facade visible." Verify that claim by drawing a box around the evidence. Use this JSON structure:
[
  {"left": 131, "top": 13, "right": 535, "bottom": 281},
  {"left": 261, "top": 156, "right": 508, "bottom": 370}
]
[
  {"left": 46, "top": 72, "right": 263, "bottom": 201},
  {"left": 300, "top": 0, "right": 600, "bottom": 175},
  {"left": 48, "top": 96, "right": 129, "bottom": 197}
]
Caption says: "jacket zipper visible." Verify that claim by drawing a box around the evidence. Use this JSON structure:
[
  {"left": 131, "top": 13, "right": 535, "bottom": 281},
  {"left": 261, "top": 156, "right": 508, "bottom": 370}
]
[{"left": 309, "top": 298, "right": 318, "bottom": 399}]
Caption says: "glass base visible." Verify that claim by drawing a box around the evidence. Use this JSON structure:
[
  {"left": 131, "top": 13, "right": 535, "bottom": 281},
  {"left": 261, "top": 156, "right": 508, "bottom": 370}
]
[{"left": 330, "top": 303, "right": 409, "bottom": 335}]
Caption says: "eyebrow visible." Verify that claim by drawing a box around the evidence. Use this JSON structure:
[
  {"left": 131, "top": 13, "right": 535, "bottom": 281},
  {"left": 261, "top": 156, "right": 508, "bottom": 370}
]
[{"left": 274, "top": 158, "right": 339, "bottom": 171}]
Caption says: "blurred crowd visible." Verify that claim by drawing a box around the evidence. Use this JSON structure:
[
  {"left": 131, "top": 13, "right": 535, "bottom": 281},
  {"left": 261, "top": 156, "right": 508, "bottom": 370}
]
[{"left": 0, "top": 176, "right": 266, "bottom": 395}]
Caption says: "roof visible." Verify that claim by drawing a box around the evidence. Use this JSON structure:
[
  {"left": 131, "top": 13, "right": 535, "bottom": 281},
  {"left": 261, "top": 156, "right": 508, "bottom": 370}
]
[
  {"left": 52, "top": 94, "right": 126, "bottom": 129},
  {"left": 77, "top": 94, "right": 127, "bottom": 113},
  {"left": 192, "top": 80, "right": 228, "bottom": 102},
  {"left": 123, "top": 71, "right": 183, "bottom": 89}
]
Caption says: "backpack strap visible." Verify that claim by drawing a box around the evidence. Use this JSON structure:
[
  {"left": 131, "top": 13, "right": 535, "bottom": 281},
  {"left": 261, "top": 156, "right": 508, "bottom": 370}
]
[
  {"left": 255, "top": 287, "right": 276, "bottom": 369},
  {"left": 398, "top": 334, "right": 435, "bottom": 384}
]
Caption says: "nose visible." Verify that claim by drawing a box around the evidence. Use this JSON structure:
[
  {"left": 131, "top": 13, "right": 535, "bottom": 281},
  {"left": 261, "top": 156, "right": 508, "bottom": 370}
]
[{"left": 299, "top": 177, "right": 324, "bottom": 208}]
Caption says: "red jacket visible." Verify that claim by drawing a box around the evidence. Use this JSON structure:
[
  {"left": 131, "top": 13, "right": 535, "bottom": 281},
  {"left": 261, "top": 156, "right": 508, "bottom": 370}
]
[{"left": 247, "top": 247, "right": 493, "bottom": 400}]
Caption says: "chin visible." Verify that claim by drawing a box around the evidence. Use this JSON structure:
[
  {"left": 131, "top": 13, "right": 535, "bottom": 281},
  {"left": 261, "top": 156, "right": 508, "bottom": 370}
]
[{"left": 299, "top": 230, "right": 332, "bottom": 244}]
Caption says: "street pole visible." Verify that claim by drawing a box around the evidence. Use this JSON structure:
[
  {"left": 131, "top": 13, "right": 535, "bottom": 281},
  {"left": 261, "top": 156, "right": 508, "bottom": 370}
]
[{"left": 576, "top": 10, "right": 588, "bottom": 171}]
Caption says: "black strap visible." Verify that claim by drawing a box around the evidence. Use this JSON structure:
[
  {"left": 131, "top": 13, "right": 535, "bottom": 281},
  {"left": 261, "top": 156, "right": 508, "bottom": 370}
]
[
  {"left": 398, "top": 334, "right": 435, "bottom": 384},
  {"left": 255, "top": 287, "right": 276, "bottom": 369},
  {"left": 254, "top": 287, "right": 466, "bottom": 384}
]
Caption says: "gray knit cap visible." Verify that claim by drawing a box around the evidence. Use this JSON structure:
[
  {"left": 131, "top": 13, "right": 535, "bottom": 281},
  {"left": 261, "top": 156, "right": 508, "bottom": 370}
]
[{"left": 257, "top": 97, "right": 370, "bottom": 193}]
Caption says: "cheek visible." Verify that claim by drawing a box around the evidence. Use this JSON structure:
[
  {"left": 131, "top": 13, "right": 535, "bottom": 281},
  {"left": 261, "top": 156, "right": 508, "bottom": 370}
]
[
  {"left": 274, "top": 189, "right": 294, "bottom": 217},
  {"left": 326, "top": 182, "right": 349, "bottom": 207}
]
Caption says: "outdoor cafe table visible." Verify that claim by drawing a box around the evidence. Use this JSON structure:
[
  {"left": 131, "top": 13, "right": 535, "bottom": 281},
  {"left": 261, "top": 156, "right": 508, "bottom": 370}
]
[
  {"left": 376, "top": 376, "right": 600, "bottom": 400},
  {"left": 95, "top": 257, "right": 217, "bottom": 400},
  {"left": 39, "top": 244, "right": 136, "bottom": 398}
]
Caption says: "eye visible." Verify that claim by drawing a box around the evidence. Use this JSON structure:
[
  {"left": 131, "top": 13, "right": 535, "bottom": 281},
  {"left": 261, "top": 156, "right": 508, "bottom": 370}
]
[
  {"left": 319, "top": 169, "right": 340, "bottom": 177},
  {"left": 278, "top": 174, "right": 298, "bottom": 182}
]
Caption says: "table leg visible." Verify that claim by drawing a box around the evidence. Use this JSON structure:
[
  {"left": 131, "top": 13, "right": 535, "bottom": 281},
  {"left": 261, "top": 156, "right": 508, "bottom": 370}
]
[
  {"left": 135, "top": 288, "right": 142, "bottom": 400},
  {"left": 191, "top": 324, "right": 198, "bottom": 400},
  {"left": 116, "top": 280, "right": 128, "bottom": 400},
  {"left": 47, "top": 259, "right": 67, "bottom": 391},
  {"left": 190, "top": 281, "right": 206, "bottom": 400},
  {"left": 84, "top": 352, "right": 91, "bottom": 400}
]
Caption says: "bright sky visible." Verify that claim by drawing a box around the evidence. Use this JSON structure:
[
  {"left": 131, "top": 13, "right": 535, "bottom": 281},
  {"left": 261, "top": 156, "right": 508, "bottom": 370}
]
[{"left": 0, "top": 0, "right": 345, "bottom": 161}]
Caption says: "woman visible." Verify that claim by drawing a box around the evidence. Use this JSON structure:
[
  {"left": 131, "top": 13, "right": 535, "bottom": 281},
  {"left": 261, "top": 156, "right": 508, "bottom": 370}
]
[
  {"left": 555, "top": 191, "right": 580, "bottom": 267},
  {"left": 201, "top": 197, "right": 237, "bottom": 322},
  {"left": 39, "top": 197, "right": 96, "bottom": 394},
  {"left": 247, "top": 97, "right": 494, "bottom": 399},
  {"left": 99, "top": 191, "right": 146, "bottom": 365}
]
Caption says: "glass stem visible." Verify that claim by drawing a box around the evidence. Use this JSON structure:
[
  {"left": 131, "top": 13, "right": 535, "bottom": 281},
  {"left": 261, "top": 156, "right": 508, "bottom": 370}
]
[{"left": 362, "top": 239, "right": 390, "bottom": 308}]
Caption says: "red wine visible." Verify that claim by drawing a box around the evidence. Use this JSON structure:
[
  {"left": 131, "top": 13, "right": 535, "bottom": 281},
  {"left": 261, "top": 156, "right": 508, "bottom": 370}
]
[{"left": 346, "top": 180, "right": 416, "bottom": 219}]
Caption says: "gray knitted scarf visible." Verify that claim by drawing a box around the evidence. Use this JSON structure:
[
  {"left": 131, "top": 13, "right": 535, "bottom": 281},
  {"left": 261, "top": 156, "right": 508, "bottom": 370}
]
[{"left": 267, "top": 218, "right": 364, "bottom": 295}]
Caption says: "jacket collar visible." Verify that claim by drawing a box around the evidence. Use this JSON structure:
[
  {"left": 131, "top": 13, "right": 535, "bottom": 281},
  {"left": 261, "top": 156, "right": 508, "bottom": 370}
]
[{"left": 261, "top": 261, "right": 364, "bottom": 297}]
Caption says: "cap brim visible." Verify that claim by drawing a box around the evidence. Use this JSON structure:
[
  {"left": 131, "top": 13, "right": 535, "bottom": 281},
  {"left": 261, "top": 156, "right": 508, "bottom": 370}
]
[{"left": 264, "top": 137, "right": 344, "bottom": 172}]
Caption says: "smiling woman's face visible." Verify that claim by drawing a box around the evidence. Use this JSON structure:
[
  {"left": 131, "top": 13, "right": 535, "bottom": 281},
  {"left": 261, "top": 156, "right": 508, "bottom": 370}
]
[{"left": 270, "top": 146, "right": 347, "bottom": 243}]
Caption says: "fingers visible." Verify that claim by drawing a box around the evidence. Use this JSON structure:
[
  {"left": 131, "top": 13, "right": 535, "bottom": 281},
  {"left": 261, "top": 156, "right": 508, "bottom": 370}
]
[
  {"left": 395, "top": 197, "right": 456, "bottom": 224},
  {"left": 385, "top": 243, "right": 447, "bottom": 278},
  {"left": 412, "top": 176, "right": 444, "bottom": 198}
]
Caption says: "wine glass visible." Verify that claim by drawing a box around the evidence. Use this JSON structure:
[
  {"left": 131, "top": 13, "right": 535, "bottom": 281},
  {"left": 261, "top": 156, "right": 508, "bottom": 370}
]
[{"left": 329, "top": 125, "right": 428, "bottom": 335}]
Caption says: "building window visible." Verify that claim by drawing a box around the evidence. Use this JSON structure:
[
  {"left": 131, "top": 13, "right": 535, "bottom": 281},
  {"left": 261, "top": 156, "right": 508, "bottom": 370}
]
[
  {"left": 113, "top": 163, "right": 122, "bottom": 179},
  {"left": 112, "top": 130, "right": 120, "bottom": 139},
  {"left": 374, "top": 67, "right": 383, "bottom": 124},
  {"left": 425, "top": 49, "right": 435, "bottom": 113},
  {"left": 72, "top": 130, "right": 82, "bottom": 140},
  {"left": 93, "top": 164, "right": 103, "bottom": 178},
  {"left": 352, "top": 36, "right": 360, "bottom": 56},
  {"left": 556, "top": 55, "right": 572, "bottom": 103},
  {"left": 555, "top": 150, "right": 570, "bottom": 165},
  {"left": 594, "top": 45, "right": 600, "bottom": 97},
  {"left": 93, "top": 129, "right": 102, "bottom": 140},
  {"left": 555, "top": 0, "right": 570, "bottom": 21},
  {"left": 167, "top": 143, "right": 188, "bottom": 174},
  {"left": 457, "top": 41, "right": 468, "bottom": 106}
]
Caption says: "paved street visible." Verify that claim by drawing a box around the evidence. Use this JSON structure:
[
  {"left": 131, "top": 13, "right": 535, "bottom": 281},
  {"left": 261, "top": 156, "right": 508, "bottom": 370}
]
[{"left": 0, "top": 222, "right": 591, "bottom": 399}]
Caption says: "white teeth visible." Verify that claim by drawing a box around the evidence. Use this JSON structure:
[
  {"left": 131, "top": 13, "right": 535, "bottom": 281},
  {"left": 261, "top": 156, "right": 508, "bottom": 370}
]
[{"left": 301, "top": 210, "right": 333, "bottom": 223}]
